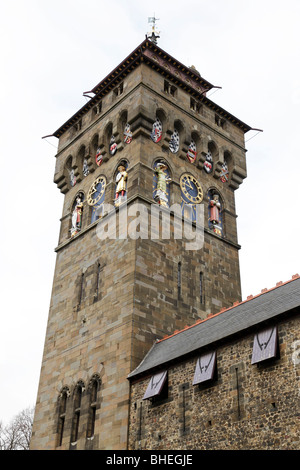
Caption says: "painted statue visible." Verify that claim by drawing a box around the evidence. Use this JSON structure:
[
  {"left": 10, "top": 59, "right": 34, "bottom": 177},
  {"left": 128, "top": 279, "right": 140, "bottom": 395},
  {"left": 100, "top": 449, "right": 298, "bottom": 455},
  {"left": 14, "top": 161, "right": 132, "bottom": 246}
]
[
  {"left": 209, "top": 193, "right": 222, "bottom": 236},
  {"left": 115, "top": 164, "right": 128, "bottom": 205},
  {"left": 154, "top": 163, "right": 171, "bottom": 208},
  {"left": 210, "top": 194, "right": 221, "bottom": 225},
  {"left": 71, "top": 195, "right": 83, "bottom": 237}
]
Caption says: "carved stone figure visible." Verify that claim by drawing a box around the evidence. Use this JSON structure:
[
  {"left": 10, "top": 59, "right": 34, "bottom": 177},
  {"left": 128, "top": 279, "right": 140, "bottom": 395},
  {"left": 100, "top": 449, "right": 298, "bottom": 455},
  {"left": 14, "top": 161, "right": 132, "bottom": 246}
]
[
  {"left": 209, "top": 193, "right": 222, "bottom": 235},
  {"left": 210, "top": 194, "right": 221, "bottom": 225},
  {"left": 154, "top": 163, "right": 171, "bottom": 207},
  {"left": 71, "top": 195, "right": 83, "bottom": 237},
  {"left": 115, "top": 164, "right": 128, "bottom": 205}
]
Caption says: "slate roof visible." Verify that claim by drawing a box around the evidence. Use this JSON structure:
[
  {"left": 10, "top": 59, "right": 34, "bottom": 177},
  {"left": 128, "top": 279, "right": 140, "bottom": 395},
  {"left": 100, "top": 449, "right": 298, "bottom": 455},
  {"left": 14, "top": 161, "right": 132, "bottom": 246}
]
[{"left": 128, "top": 274, "right": 300, "bottom": 380}]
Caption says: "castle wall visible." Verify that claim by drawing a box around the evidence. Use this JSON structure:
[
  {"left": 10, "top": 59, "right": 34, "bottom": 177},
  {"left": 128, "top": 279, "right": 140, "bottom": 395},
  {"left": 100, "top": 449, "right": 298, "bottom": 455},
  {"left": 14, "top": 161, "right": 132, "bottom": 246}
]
[{"left": 128, "top": 313, "right": 300, "bottom": 450}]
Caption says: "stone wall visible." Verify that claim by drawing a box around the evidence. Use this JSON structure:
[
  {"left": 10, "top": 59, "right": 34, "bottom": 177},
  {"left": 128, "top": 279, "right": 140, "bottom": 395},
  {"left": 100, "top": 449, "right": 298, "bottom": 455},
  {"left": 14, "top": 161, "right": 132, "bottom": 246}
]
[{"left": 128, "top": 314, "right": 300, "bottom": 450}]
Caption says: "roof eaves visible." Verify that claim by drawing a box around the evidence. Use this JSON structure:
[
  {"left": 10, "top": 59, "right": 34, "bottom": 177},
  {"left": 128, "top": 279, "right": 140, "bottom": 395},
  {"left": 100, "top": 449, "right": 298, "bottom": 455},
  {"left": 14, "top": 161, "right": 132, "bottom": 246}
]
[{"left": 51, "top": 38, "right": 254, "bottom": 138}]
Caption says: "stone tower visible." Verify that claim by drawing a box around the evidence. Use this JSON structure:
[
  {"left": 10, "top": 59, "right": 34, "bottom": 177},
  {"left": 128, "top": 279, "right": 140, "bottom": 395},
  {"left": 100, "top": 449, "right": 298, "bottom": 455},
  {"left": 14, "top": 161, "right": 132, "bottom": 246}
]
[{"left": 30, "top": 37, "right": 252, "bottom": 450}]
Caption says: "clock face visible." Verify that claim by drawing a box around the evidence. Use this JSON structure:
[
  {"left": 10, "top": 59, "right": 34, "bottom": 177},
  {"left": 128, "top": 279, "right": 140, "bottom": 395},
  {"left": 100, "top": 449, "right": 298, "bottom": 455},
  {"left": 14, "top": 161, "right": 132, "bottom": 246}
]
[
  {"left": 180, "top": 174, "right": 203, "bottom": 204},
  {"left": 87, "top": 176, "right": 106, "bottom": 206}
]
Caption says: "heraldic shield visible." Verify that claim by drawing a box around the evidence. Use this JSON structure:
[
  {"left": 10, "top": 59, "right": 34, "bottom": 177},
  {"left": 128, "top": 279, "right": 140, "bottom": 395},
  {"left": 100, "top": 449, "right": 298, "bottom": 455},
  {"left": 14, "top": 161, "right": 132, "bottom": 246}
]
[
  {"left": 220, "top": 161, "right": 229, "bottom": 182},
  {"left": 150, "top": 117, "right": 163, "bottom": 143},
  {"left": 187, "top": 140, "right": 197, "bottom": 163},
  {"left": 169, "top": 129, "right": 179, "bottom": 153},
  {"left": 203, "top": 150, "right": 213, "bottom": 174},
  {"left": 109, "top": 135, "right": 117, "bottom": 156},
  {"left": 95, "top": 148, "right": 103, "bottom": 166},
  {"left": 124, "top": 123, "right": 132, "bottom": 144}
]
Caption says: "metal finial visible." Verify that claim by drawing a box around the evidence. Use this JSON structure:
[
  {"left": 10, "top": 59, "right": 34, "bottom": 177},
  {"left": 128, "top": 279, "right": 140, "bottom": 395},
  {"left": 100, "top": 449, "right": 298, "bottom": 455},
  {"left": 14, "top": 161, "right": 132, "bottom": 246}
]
[{"left": 147, "top": 15, "right": 160, "bottom": 44}]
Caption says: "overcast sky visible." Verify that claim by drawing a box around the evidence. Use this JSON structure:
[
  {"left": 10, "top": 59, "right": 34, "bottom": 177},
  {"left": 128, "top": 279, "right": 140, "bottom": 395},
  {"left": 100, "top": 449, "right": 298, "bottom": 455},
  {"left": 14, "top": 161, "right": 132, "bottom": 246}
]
[{"left": 0, "top": 0, "right": 299, "bottom": 426}]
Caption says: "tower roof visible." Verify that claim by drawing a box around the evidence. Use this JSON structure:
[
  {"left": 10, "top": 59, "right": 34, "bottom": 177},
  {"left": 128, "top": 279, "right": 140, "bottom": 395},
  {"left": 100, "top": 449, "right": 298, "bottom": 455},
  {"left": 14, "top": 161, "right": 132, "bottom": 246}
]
[
  {"left": 128, "top": 274, "right": 300, "bottom": 380},
  {"left": 52, "top": 38, "right": 253, "bottom": 138}
]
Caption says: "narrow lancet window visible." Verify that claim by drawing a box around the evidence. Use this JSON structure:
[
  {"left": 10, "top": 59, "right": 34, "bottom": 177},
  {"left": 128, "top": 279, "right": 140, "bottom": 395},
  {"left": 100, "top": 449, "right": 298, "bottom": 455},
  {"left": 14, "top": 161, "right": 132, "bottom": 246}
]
[
  {"left": 57, "top": 389, "right": 68, "bottom": 447},
  {"left": 96, "top": 263, "right": 101, "bottom": 299},
  {"left": 200, "top": 271, "right": 204, "bottom": 305},
  {"left": 71, "top": 384, "right": 83, "bottom": 444},
  {"left": 178, "top": 262, "right": 182, "bottom": 300},
  {"left": 78, "top": 273, "right": 84, "bottom": 308},
  {"left": 87, "top": 379, "right": 99, "bottom": 439}
]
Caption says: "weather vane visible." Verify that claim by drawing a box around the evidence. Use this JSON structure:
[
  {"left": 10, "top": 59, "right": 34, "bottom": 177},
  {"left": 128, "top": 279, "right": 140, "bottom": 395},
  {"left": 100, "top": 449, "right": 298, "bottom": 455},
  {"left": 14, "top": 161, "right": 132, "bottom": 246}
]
[{"left": 147, "top": 15, "right": 160, "bottom": 45}]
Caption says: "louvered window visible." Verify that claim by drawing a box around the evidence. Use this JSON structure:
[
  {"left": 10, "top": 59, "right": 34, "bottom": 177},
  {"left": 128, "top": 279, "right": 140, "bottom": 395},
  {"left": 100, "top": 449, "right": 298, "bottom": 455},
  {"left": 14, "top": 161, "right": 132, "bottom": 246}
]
[
  {"left": 143, "top": 371, "right": 168, "bottom": 400},
  {"left": 193, "top": 351, "right": 217, "bottom": 385},
  {"left": 251, "top": 326, "right": 278, "bottom": 364}
]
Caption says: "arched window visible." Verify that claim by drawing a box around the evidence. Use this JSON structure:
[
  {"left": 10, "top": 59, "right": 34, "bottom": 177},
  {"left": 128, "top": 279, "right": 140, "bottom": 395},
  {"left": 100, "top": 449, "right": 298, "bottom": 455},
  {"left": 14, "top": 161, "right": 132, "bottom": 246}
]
[
  {"left": 66, "top": 157, "right": 76, "bottom": 187},
  {"left": 56, "top": 387, "right": 70, "bottom": 447},
  {"left": 70, "top": 382, "right": 84, "bottom": 444},
  {"left": 78, "top": 146, "right": 89, "bottom": 178},
  {"left": 86, "top": 376, "right": 100, "bottom": 439}
]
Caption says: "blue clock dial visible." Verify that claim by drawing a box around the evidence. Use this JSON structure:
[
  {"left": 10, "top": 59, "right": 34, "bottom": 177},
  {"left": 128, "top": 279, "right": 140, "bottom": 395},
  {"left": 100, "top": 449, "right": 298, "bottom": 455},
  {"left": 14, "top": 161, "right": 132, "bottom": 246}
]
[
  {"left": 180, "top": 174, "right": 203, "bottom": 204},
  {"left": 87, "top": 176, "right": 106, "bottom": 206}
]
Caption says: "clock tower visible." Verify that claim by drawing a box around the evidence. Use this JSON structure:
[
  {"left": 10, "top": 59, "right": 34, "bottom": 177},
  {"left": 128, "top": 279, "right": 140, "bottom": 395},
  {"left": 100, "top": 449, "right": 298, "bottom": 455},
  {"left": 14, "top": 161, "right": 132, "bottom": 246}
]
[{"left": 30, "top": 37, "right": 252, "bottom": 450}]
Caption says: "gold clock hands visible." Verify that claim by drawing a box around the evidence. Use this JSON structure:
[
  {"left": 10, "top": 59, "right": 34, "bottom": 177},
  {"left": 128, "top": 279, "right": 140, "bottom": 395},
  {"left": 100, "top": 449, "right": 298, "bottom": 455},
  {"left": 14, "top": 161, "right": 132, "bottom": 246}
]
[
  {"left": 185, "top": 178, "right": 194, "bottom": 190},
  {"left": 90, "top": 185, "right": 97, "bottom": 195}
]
